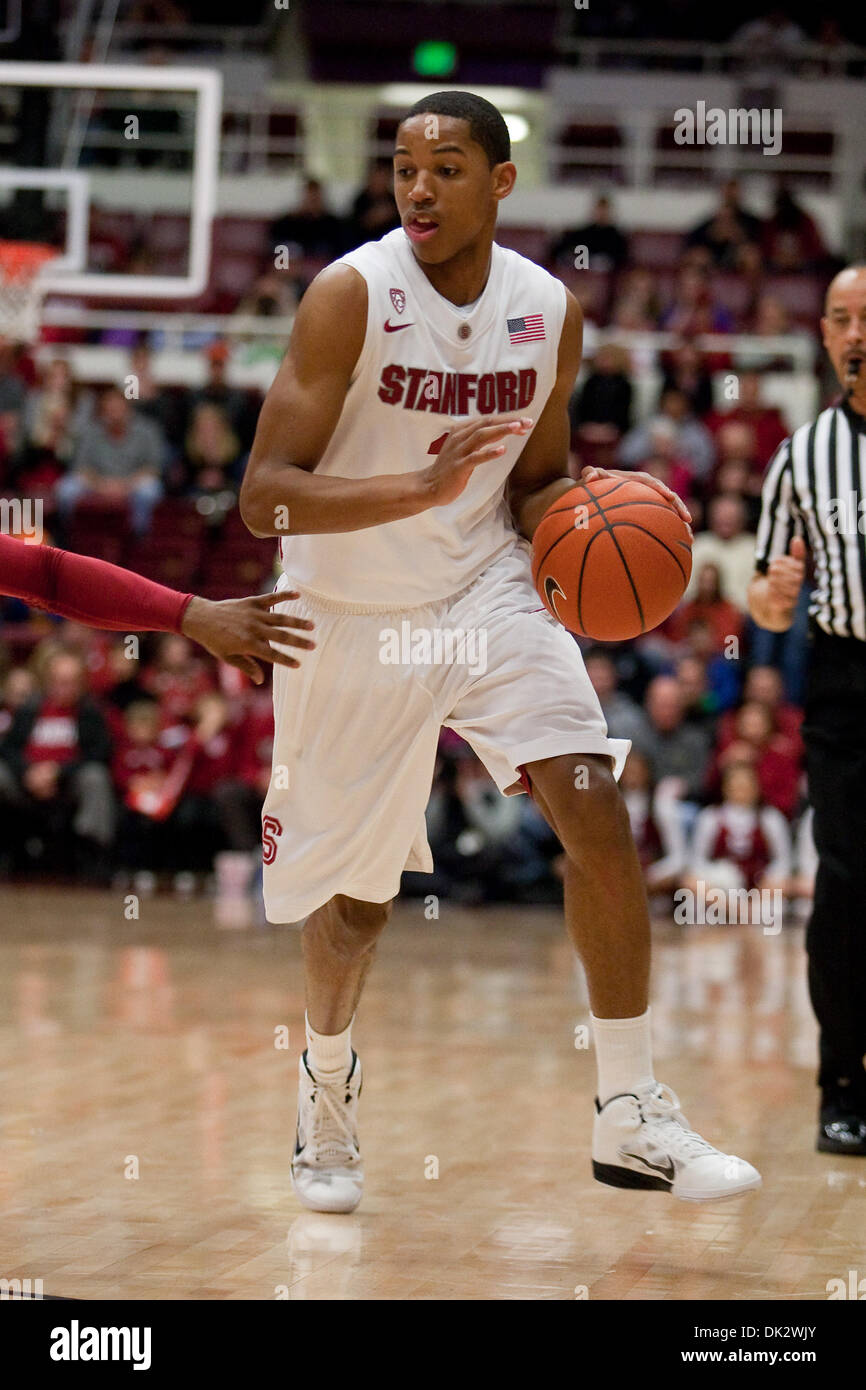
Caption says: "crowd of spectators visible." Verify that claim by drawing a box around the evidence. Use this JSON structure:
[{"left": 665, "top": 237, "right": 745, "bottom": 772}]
[{"left": 0, "top": 626, "right": 274, "bottom": 892}]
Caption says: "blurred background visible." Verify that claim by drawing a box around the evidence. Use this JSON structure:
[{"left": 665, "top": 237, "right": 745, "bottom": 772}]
[{"left": 0, "top": 0, "right": 859, "bottom": 916}]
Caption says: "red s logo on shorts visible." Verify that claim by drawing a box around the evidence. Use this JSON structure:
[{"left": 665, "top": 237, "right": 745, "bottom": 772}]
[{"left": 262, "top": 814, "right": 283, "bottom": 865}]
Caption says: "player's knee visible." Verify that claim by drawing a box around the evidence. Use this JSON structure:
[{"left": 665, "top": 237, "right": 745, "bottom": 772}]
[
  {"left": 331, "top": 894, "right": 392, "bottom": 936},
  {"left": 537, "top": 752, "right": 625, "bottom": 853}
]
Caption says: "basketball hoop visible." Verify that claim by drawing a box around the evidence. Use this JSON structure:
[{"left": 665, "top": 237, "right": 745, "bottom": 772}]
[{"left": 0, "top": 240, "right": 57, "bottom": 344}]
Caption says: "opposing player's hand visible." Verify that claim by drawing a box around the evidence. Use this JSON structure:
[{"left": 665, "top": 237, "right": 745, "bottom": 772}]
[
  {"left": 766, "top": 536, "right": 806, "bottom": 610},
  {"left": 181, "top": 592, "right": 315, "bottom": 684},
  {"left": 420, "top": 414, "right": 534, "bottom": 508},
  {"left": 580, "top": 465, "right": 693, "bottom": 534}
]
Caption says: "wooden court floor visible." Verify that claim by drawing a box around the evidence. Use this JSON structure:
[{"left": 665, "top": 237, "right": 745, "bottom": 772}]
[{"left": 0, "top": 885, "right": 860, "bottom": 1301}]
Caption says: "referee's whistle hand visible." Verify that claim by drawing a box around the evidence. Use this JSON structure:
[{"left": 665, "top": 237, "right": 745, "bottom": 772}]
[{"left": 767, "top": 536, "right": 806, "bottom": 607}]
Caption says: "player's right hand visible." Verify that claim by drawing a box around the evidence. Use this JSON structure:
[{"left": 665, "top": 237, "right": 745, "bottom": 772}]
[
  {"left": 181, "top": 592, "right": 315, "bottom": 684},
  {"left": 419, "top": 414, "right": 534, "bottom": 508},
  {"left": 767, "top": 535, "right": 806, "bottom": 610}
]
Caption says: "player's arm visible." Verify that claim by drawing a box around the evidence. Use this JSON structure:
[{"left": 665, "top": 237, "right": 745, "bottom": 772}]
[
  {"left": 239, "top": 263, "right": 536, "bottom": 537},
  {"left": 0, "top": 533, "right": 314, "bottom": 684},
  {"left": 508, "top": 291, "right": 691, "bottom": 537}
]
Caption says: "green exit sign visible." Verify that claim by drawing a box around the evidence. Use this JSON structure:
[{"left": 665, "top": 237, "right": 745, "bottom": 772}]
[{"left": 412, "top": 40, "right": 457, "bottom": 78}]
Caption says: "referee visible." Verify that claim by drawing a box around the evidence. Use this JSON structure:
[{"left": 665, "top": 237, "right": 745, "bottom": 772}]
[{"left": 749, "top": 264, "right": 866, "bottom": 1155}]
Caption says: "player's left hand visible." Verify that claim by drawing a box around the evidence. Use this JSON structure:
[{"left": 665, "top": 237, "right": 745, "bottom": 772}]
[
  {"left": 181, "top": 591, "right": 315, "bottom": 684},
  {"left": 579, "top": 465, "right": 693, "bottom": 535}
]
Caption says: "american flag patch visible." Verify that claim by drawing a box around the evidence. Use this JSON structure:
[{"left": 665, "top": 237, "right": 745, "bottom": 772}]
[{"left": 507, "top": 313, "right": 545, "bottom": 344}]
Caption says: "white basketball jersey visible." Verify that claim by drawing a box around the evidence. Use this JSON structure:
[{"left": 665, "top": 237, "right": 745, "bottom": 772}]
[{"left": 279, "top": 227, "right": 567, "bottom": 606}]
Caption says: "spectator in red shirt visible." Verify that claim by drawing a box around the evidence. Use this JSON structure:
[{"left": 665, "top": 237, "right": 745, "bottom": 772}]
[
  {"left": 666, "top": 561, "right": 745, "bottom": 654},
  {"left": 112, "top": 696, "right": 178, "bottom": 879},
  {"left": 0, "top": 648, "right": 115, "bottom": 878},
  {"left": 162, "top": 692, "right": 251, "bottom": 877},
  {"left": 761, "top": 183, "right": 828, "bottom": 273},
  {"left": 141, "top": 632, "right": 215, "bottom": 726},
  {"left": 705, "top": 699, "right": 802, "bottom": 819},
  {"left": 703, "top": 369, "right": 789, "bottom": 469},
  {"left": 715, "top": 665, "right": 803, "bottom": 763}
]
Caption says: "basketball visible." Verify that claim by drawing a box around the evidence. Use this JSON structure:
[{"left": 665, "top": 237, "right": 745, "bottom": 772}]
[{"left": 531, "top": 477, "right": 693, "bottom": 641}]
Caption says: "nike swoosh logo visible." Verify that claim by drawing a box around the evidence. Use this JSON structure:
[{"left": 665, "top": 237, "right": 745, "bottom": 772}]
[
  {"left": 543, "top": 575, "right": 566, "bottom": 623},
  {"left": 620, "top": 1150, "right": 675, "bottom": 1182},
  {"left": 384, "top": 320, "right": 414, "bottom": 332}
]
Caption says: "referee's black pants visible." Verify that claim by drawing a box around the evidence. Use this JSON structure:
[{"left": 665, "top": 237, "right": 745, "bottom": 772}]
[{"left": 803, "top": 624, "right": 866, "bottom": 1104}]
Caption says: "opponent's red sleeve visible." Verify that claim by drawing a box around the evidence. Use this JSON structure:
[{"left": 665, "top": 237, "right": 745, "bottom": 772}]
[{"left": 0, "top": 534, "right": 194, "bottom": 633}]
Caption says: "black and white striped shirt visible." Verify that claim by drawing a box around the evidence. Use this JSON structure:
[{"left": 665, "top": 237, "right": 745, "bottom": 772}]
[{"left": 754, "top": 399, "right": 866, "bottom": 640}]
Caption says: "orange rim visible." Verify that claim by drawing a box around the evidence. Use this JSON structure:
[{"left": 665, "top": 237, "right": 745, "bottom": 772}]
[{"left": 0, "top": 240, "right": 57, "bottom": 284}]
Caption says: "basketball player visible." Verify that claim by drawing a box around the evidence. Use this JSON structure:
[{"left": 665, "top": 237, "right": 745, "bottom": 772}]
[
  {"left": 0, "top": 532, "right": 315, "bottom": 678},
  {"left": 240, "top": 92, "right": 761, "bottom": 1209}
]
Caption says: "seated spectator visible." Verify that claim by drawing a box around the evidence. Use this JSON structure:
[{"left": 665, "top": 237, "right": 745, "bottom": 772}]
[
  {"left": 673, "top": 652, "right": 723, "bottom": 733},
  {"left": 620, "top": 386, "right": 715, "bottom": 483},
  {"left": 729, "top": 8, "right": 808, "bottom": 71},
  {"left": 636, "top": 674, "right": 713, "bottom": 803},
  {"left": 620, "top": 747, "right": 688, "bottom": 894},
  {"left": 141, "top": 632, "right": 215, "bottom": 726},
  {"left": 660, "top": 341, "right": 715, "bottom": 418},
  {"left": 187, "top": 342, "right": 253, "bottom": 447},
  {"left": 684, "top": 494, "right": 757, "bottom": 612},
  {"left": 415, "top": 747, "right": 523, "bottom": 905},
  {"left": 345, "top": 160, "right": 401, "bottom": 250},
  {"left": 112, "top": 696, "right": 178, "bottom": 882},
  {"left": 182, "top": 403, "right": 244, "bottom": 501},
  {"left": 660, "top": 266, "right": 734, "bottom": 337},
  {"left": 0, "top": 648, "right": 115, "bottom": 879},
  {"left": 549, "top": 193, "right": 629, "bottom": 273},
  {"left": 584, "top": 648, "right": 651, "bottom": 746},
  {"left": 751, "top": 294, "right": 791, "bottom": 340},
  {"left": 21, "top": 357, "right": 90, "bottom": 456},
  {"left": 667, "top": 560, "right": 744, "bottom": 654},
  {"left": 703, "top": 369, "right": 789, "bottom": 470},
  {"left": 100, "top": 638, "right": 152, "bottom": 739},
  {"left": 686, "top": 762, "right": 792, "bottom": 911},
  {"left": 570, "top": 343, "right": 632, "bottom": 435},
  {"left": 270, "top": 177, "right": 347, "bottom": 263},
  {"left": 611, "top": 268, "right": 662, "bottom": 332},
  {"left": 715, "top": 665, "right": 803, "bottom": 761},
  {"left": 706, "top": 422, "right": 765, "bottom": 526},
  {"left": 638, "top": 447, "right": 694, "bottom": 506},
  {"left": 233, "top": 267, "right": 299, "bottom": 324},
  {"left": 0, "top": 665, "right": 37, "bottom": 738},
  {"left": 684, "top": 616, "right": 742, "bottom": 711},
  {"left": 684, "top": 179, "right": 762, "bottom": 270},
  {"left": 705, "top": 700, "right": 801, "bottom": 819},
  {"left": 127, "top": 344, "right": 186, "bottom": 449},
  {"left": 761, "top": 183, "right": 828, "bottom": 274},
  {"left": 56, "top": 386, "right": 165, "bottom": 537},
  {"left": 166, "top": 692, "right": 249, "bottom": 878}
]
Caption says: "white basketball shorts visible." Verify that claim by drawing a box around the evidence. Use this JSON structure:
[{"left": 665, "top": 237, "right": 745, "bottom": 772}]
[{"left": 262, "top": 543, "right": 630, "bottom": 923}]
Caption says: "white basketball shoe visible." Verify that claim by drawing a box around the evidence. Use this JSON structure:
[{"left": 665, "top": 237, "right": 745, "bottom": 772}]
[
  {"left": 291, "top": 1050, "right": 364, "bottom": 1213},
  {"left": 593, "top": 1082, "right": 762, "bottom": 1201}
]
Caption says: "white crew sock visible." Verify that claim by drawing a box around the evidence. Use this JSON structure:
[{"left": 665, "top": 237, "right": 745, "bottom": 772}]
[
  {"left": 305, "top": 1012, "right": 353, "bottom": 1079},
  {"left": 591, "top": 1008, "right": 655, "bottom": 1106}
]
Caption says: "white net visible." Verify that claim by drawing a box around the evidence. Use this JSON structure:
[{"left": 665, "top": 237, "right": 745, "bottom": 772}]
[{"left": 0, "top": 242, "right": 56, "bottom": 344}]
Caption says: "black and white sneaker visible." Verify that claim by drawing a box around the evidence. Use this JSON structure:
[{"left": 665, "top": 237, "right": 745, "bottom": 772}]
[
  {"left": 291, "top": 1050, "right": 364, "bottom": 1213},
  {"left": 592, "top": 1082, "right": 762, "bottom": 1201}
]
